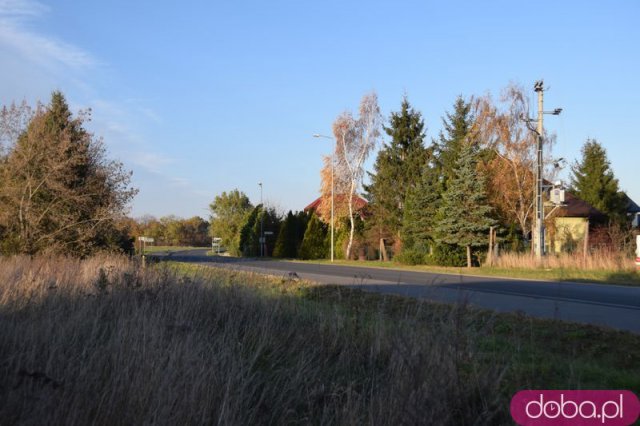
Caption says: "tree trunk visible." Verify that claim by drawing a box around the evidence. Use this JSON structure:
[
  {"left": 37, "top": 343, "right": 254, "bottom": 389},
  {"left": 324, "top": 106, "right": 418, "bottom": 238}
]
[
  {"left": 347, "top": 212, "right": 354, "bottom": 259},
  {"left": 583, "top": 220, "right": 589, "bottom": 265},
  {"left": 379, "top": 238, "right": 388, "bottom": 261},
  {"left": 466, "top": 245, "right": 472, "bottom": 268},
  {"left": 487, "top": 226, "right": 494, "bottom": 267},
  {"left": 346, "top": 181, "right": 356, "bottom": 260}
]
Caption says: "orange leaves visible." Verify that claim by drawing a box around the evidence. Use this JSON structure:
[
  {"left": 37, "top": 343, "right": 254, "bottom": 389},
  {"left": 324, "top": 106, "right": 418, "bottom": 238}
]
[
  {"left": 474, "top": 84, "right": 538, "bottom": 236},
  {"left": 317, "top": 155, "right": 350, "bottom": 227}
]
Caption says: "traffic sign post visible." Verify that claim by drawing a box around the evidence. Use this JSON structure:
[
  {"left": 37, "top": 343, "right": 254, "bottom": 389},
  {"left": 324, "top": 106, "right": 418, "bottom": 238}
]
[
  {"left": 138, "top": 237, "right": 155, "bottom": 258},
  {"left": 212, "top": 237, "right": 222, "bottom": 255}
]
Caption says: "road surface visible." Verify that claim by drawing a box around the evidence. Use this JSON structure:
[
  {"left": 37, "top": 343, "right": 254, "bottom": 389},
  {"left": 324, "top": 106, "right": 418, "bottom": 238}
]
[{"left": 153, "top": 249, "right": 640, "bottom": 334}]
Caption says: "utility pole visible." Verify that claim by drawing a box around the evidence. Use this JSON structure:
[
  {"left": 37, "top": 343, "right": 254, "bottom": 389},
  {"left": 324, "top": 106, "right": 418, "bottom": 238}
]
[
  {"left": 329, "top": 153, "right": 334, "bottom": 262},
  {"left": 534, "top": 81, "right": 544, "bottom": 262},
  {"left": 525, "top": 80, "right": 562, "bottom": 262}
]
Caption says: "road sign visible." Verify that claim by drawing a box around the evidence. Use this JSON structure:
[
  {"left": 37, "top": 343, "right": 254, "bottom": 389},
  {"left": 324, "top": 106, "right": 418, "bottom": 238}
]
[
  {"left": 264, "top": 231, "right": 274, "bottom": 236},
  {"left": 138, "top": 236, "right": 154, "bottom": 243}
]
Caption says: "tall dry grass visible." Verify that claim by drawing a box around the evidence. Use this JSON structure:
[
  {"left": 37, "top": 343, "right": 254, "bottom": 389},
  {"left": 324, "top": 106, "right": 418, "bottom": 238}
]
[
  {"left": 493, "top": 250, "right": 636, "bottom": 271},
  {"left": 0, "top": 255, "right": 506, "bottom": 425}
]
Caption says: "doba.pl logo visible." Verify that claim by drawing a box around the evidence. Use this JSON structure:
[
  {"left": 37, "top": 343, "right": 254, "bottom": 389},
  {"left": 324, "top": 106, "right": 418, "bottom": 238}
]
[{"left": 510, "top": 390, "right": 640, "bottom": 425}]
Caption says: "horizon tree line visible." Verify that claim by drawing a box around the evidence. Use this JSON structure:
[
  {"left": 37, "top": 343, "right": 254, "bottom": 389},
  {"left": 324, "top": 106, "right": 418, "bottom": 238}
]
[
  {"left": 0, "top": 86, "right": 632, "bottom": 261},
  {"left": 206, "top": 84, "right": 634, "bottom": 266}
]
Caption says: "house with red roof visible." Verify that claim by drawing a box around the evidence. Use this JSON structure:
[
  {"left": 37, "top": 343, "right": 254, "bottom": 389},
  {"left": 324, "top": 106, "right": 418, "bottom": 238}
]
[{"left": 303, "top": 195, "right": 369, "bottom": 222}]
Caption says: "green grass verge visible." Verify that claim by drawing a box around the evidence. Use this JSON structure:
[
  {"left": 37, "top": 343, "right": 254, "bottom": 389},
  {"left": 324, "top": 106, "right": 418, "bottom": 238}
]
[
  {"left": 205, "top": 250, "right": 229, "bottom": 256},
  {"left": 174, "top": 262, "right": 640, "bottom": 392},
  {"left": 292, "top": 259, "right": 640, "bottom": 286},
  {"left": 300, "top": 284, "right": 640, "bottom": 391},
  {"left": 140, "top": 245, "right": 208, "bottom": 254}
]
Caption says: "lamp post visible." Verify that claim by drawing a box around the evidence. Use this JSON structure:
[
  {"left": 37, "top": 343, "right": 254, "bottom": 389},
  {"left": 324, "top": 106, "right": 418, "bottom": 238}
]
[
  {"left": 313, "top": 134, "right": 334, "bottom": 262},
  {"left": 259, "top": 182, "right": 264, "bottom": 257}
]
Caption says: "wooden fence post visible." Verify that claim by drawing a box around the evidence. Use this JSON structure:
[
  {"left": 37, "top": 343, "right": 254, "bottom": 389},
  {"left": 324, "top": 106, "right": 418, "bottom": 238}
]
[
  {"left": 487, "top": 226, "right": 495, "bottom": 267},
  {"left": 583, "top": 220, "right": 589, "bottom": 265}
]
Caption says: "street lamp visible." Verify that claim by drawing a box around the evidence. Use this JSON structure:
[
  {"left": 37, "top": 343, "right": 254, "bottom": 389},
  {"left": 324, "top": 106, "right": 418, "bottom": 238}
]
[
  {"left": 259, "top": 182, "right": 264, "bottom": 257},
  {"left": 313, "top": 134, "right": 334, "bottom": 262}
]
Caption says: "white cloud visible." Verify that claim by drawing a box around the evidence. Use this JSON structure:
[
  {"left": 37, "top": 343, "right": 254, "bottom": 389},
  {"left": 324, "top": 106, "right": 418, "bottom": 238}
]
[
  {"left": 87, "top": 99, "right": 170, "bottom": 176},
  {"left": 0, "top": 0, "right": 95, "bottom": 70},
  {"left": 0, "top": 0, "right": 48, "bottom": 17},
  {"left": 129, "top": 152, "right": 175, "bottom": 174},
  {"left": 169, "top": 177, "right": 190, "bottom": 188},
  {"left": 137, "top": 106, "right": 162, "bottom": 124}
]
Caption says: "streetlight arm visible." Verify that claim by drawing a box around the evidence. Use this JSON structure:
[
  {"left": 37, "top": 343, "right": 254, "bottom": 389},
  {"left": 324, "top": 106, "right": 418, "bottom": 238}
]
[{"left": 313, "top": 134, "right": 334, "bottom": 140}]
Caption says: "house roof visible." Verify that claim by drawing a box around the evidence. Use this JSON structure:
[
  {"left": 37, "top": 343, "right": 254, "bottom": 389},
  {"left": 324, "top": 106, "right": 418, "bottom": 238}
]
[
  {"left": 551, "top": 190, "right": 605, "bottom": 219},
  {"left": 551, "top": 190, "right": 640, "bottom": 219},
  {"left": 624, "top": 193, "right": 640, "bottom": 214},
  {"left": 304, "top": 195, "right": 368, "bottom": 212}
]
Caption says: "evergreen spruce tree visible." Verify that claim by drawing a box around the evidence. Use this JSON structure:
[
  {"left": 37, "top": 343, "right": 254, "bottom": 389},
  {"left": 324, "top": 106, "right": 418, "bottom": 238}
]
[
  {"left": 570, "top": 139, "right": 627, "bottom": 223},
  {"left": 256, "top": 207, "right": 280, "bottom": 257},
  {"left": 365, "top": 97, "right": 429, "bottom": 243},
  {"left": 239, "top": 205, "right": 260, "bottom": 256},
  {"left": 401, "top": 164, "right": 440, "bottom": 258},
  {"left": 395, "top": 96, "right": 475, "bottom": 265},
  {"left": 434, "top": 141, "right": 495, "bottom": 267},
  {"left": 299, "top": 213, "right": 328, "bottom": 260},
  {"left": 294, "top": 210, "right": 310, "bottom": 254},
  {"left": 239, "top": 205, "right": 280, "bottom": 257},
  {"left": 436, "top": 96, "right": 474, "bottom": 191},
  {"left": 273, "top": 211, "right": 298, "bottom": 258}
]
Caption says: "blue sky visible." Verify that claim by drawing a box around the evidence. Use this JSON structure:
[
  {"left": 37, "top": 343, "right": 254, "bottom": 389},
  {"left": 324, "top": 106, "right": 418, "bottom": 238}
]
[{"left": 1, "top": 0, "right": 639, "bottom": 218}]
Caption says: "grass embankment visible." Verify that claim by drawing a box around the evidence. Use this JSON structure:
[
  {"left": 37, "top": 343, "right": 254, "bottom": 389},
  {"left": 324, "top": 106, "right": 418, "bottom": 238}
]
[
  {"left": 297, "top": 251, "right": 640, "bottom": 286},
  {"left": 0, "top": 256, "right": 638, "bottom": 425}
]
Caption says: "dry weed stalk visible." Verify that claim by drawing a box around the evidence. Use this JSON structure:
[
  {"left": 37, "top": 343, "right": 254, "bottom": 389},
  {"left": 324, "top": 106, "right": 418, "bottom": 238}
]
[{"left": 493, "top": 250, "right": 635, "bottom": 271}]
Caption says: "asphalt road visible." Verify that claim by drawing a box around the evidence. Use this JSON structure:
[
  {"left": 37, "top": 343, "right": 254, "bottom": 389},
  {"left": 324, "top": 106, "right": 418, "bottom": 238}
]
[{"left": 154, "top": 249, "right": 640, "bottom": 334}]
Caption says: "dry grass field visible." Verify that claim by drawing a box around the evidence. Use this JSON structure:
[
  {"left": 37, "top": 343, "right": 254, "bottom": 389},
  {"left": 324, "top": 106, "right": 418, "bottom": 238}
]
[
  {"left": 492, "top": 250, "right": 636, "bottom": 271},
  {"left": 1, "top": 256, "right": 638, "bottom": 425}
]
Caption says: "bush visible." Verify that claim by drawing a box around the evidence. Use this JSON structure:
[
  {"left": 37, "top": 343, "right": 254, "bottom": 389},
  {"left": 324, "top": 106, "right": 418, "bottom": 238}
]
[
  {"left": 299, "top": 213, "right": 328, "bottom": 260},
  {"left": 428, "top": 243, "right": 468, "bottom": 267},
  {"left": 395, "top": 248, "right": 426, "bottom": 265}
]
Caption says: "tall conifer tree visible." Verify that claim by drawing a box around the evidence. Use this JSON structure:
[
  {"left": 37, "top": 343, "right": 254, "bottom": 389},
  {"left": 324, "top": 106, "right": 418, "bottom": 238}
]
[
  {"left": 274, "top": 211, "right": 300, "bottom": 258},
  {"left": 0, "top": 92, "right": 136, "bottom": 255},
  {"left": 435, "top": 141, "right": 495, "bottom": 267},
  {"left": 436, "top": 96, "right": 474, "bottom": 191},
  {"left": 366, "top": 97, "right": 429, "bottom": 243},
  {"left": 299, "top": 213, "right": 328, "bottom": 260},
  {"left": 570, "top": 139, "right": 626, "bottom": 223},
  {"left": 402, "top": 164, "right": 440, "bottom": 254}
]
